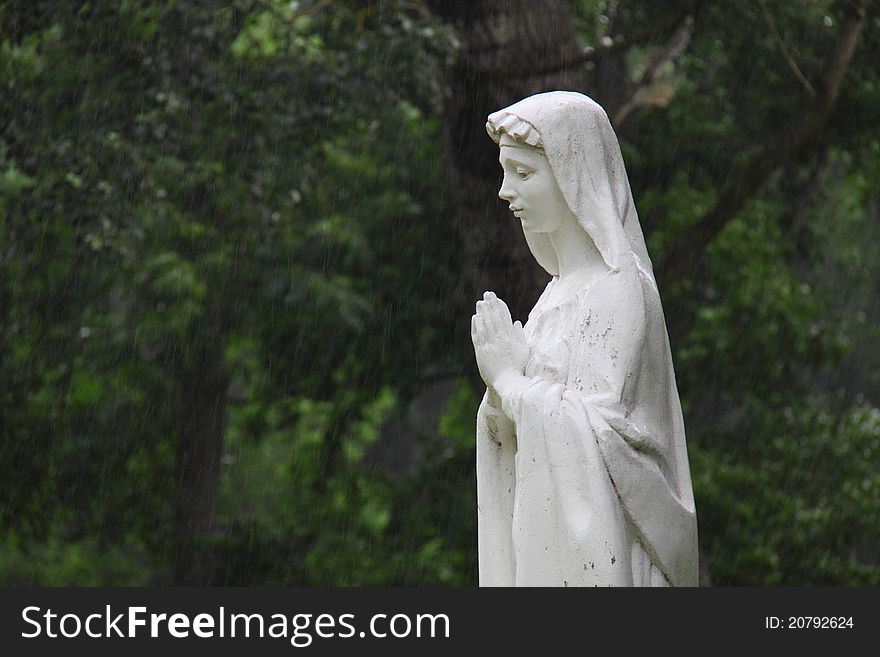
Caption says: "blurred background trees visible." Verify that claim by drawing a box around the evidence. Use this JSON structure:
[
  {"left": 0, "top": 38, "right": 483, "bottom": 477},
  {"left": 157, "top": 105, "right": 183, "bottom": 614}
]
[{"left": 1, "top": 0, "right": 878, "bottom": 585}]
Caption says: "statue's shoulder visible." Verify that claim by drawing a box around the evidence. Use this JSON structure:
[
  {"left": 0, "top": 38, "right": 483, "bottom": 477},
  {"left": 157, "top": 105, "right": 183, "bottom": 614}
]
[
  {"left": 574, "top": 264, "right": 640, "bottom": 301},
  {"left": 573, "top": 264, "right": 648, "bottom": 327}
]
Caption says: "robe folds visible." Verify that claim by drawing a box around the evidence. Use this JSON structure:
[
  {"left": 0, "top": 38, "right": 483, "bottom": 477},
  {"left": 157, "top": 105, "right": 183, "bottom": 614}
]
[
  {"left": 480, "top": 91, "right": 697, "bottom": 586},
  {"left": 477, "top": 261, "right": 698, "bottom": 587}
]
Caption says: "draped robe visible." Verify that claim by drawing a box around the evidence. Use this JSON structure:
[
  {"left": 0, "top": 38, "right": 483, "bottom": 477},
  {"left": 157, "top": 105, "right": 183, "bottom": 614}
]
[
  {"left": 478, "top": 91, "right": 698, "bottom": 587},
  {"left": 477, "top": 262, "right": 697, "bottom": 586}
]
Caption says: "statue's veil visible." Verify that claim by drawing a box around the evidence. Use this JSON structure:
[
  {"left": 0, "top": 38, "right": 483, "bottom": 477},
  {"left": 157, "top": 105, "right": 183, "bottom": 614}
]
[{"left": 486, "top": 91, "right": 656, "bottom": 291}]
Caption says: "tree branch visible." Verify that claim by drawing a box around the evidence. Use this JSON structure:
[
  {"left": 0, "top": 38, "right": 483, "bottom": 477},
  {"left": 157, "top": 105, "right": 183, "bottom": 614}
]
[
  {"left": 757, "top": 0, "right": 817, "bottom": 98},
  {"left": 613, "top": 15, "right": 694, "bottom": 126},
  {"left": 479, "top": 6, "right": 698, "bottom": 78},
  {"left": 653, "top": 0, "right": 868, "bottom": 290}
]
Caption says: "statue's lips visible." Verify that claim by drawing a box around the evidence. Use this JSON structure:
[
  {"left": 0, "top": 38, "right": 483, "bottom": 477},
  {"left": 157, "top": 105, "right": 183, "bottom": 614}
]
[{"left": 510, "top": 206, "right": 524, "bottom": 217}]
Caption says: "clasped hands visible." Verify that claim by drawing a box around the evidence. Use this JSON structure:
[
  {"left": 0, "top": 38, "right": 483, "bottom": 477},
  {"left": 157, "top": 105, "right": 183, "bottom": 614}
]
[{"left": 471, "top": 291, "right": 529, "bottom": 403}]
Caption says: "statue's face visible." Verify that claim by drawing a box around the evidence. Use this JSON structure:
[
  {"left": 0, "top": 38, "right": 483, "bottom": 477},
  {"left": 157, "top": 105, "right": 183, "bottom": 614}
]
[{"left": 498, "top": 135, "right": 571, "bottom": 234}]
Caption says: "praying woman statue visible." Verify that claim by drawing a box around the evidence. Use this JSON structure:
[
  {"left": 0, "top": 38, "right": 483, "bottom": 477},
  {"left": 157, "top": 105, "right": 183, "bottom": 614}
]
[{"left": 472, "top": 91, "right": 698, "bottom": 586}]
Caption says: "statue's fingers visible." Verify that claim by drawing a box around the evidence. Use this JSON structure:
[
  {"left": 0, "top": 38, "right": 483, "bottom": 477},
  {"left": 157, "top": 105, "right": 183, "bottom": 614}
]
[
  {"left": 486, "top": 295, "right": 512, "bottom": 325},
  {"left": 471, "top": 313, "right": 486, "bottom": 345},
  {"left": 497, "top": 299, "right": 514, "bottom": 326},
  {"left": 480, "top": 299, "right": 498, "bottom": 334},
  {"left": 510, "top": 319, "right": 526, "bottom": 348},
  {"left": 488, "top": 301, "right": 507, "bottom": 337},
  {"left": 482, "top": 295, "right": 501, "bottom": 328}
]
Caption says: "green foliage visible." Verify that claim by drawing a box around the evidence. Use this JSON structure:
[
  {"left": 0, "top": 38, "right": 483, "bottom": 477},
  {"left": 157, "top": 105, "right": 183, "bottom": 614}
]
[
  {"left": 0, "top": 532, "right": 152, "bottom": 586},
  {"left": 694, "top": 404, "right": 880, "bottom": 585},
  {"left": 0, "top": 0, "right": 463, "bottom": 584},
  {"left": 1, "top": 0, "right": 878, "bottom": 586}
]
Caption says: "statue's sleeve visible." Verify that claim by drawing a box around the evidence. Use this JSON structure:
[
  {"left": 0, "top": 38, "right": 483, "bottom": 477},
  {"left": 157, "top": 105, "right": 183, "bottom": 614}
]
[
  {"left": 476, "top": 391, "right": 516, "bottom": 586},
  {"left": 496, "top": 265, "right": 697, "bottom": 586}
]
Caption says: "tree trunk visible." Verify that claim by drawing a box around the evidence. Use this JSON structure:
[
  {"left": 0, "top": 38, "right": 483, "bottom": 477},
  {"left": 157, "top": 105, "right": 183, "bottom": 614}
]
[
  {"left": 173, "top": 311, "right": 228, "bottom": 584},
  {"left": 430, "top": 0, "right": 589, "bottom": 321}
]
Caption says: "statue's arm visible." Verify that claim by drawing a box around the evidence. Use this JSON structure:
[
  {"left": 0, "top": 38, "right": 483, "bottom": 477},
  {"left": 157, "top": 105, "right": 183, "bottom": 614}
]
[{"left": 476, "top": 389, "right": 517, "bottom": 586}]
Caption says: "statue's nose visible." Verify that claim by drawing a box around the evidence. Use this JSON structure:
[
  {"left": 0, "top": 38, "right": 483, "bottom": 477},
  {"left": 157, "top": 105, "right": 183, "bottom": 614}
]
[{"left": 498, "top": 180, "right": 515, "bottom": 201}]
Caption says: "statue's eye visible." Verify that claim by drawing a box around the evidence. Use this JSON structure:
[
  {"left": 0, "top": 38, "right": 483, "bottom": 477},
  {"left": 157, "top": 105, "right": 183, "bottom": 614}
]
[{"left": 516, "top": 167, "right": 532, "bottom": 179}]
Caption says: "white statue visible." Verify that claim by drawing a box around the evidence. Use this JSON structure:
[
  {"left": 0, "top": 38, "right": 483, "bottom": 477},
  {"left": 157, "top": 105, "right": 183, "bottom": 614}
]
[{"left": 472, "top": 91, "right": 698, "bottom": 586}]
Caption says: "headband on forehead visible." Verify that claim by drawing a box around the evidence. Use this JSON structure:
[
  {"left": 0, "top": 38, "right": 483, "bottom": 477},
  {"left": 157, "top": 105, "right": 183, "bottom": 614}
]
[
  {"left": 486, "top": 112, "right": 543, "bottom": 149},
  {"left": 498, "top": 133, "right": 547, "bottom": 154}
]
